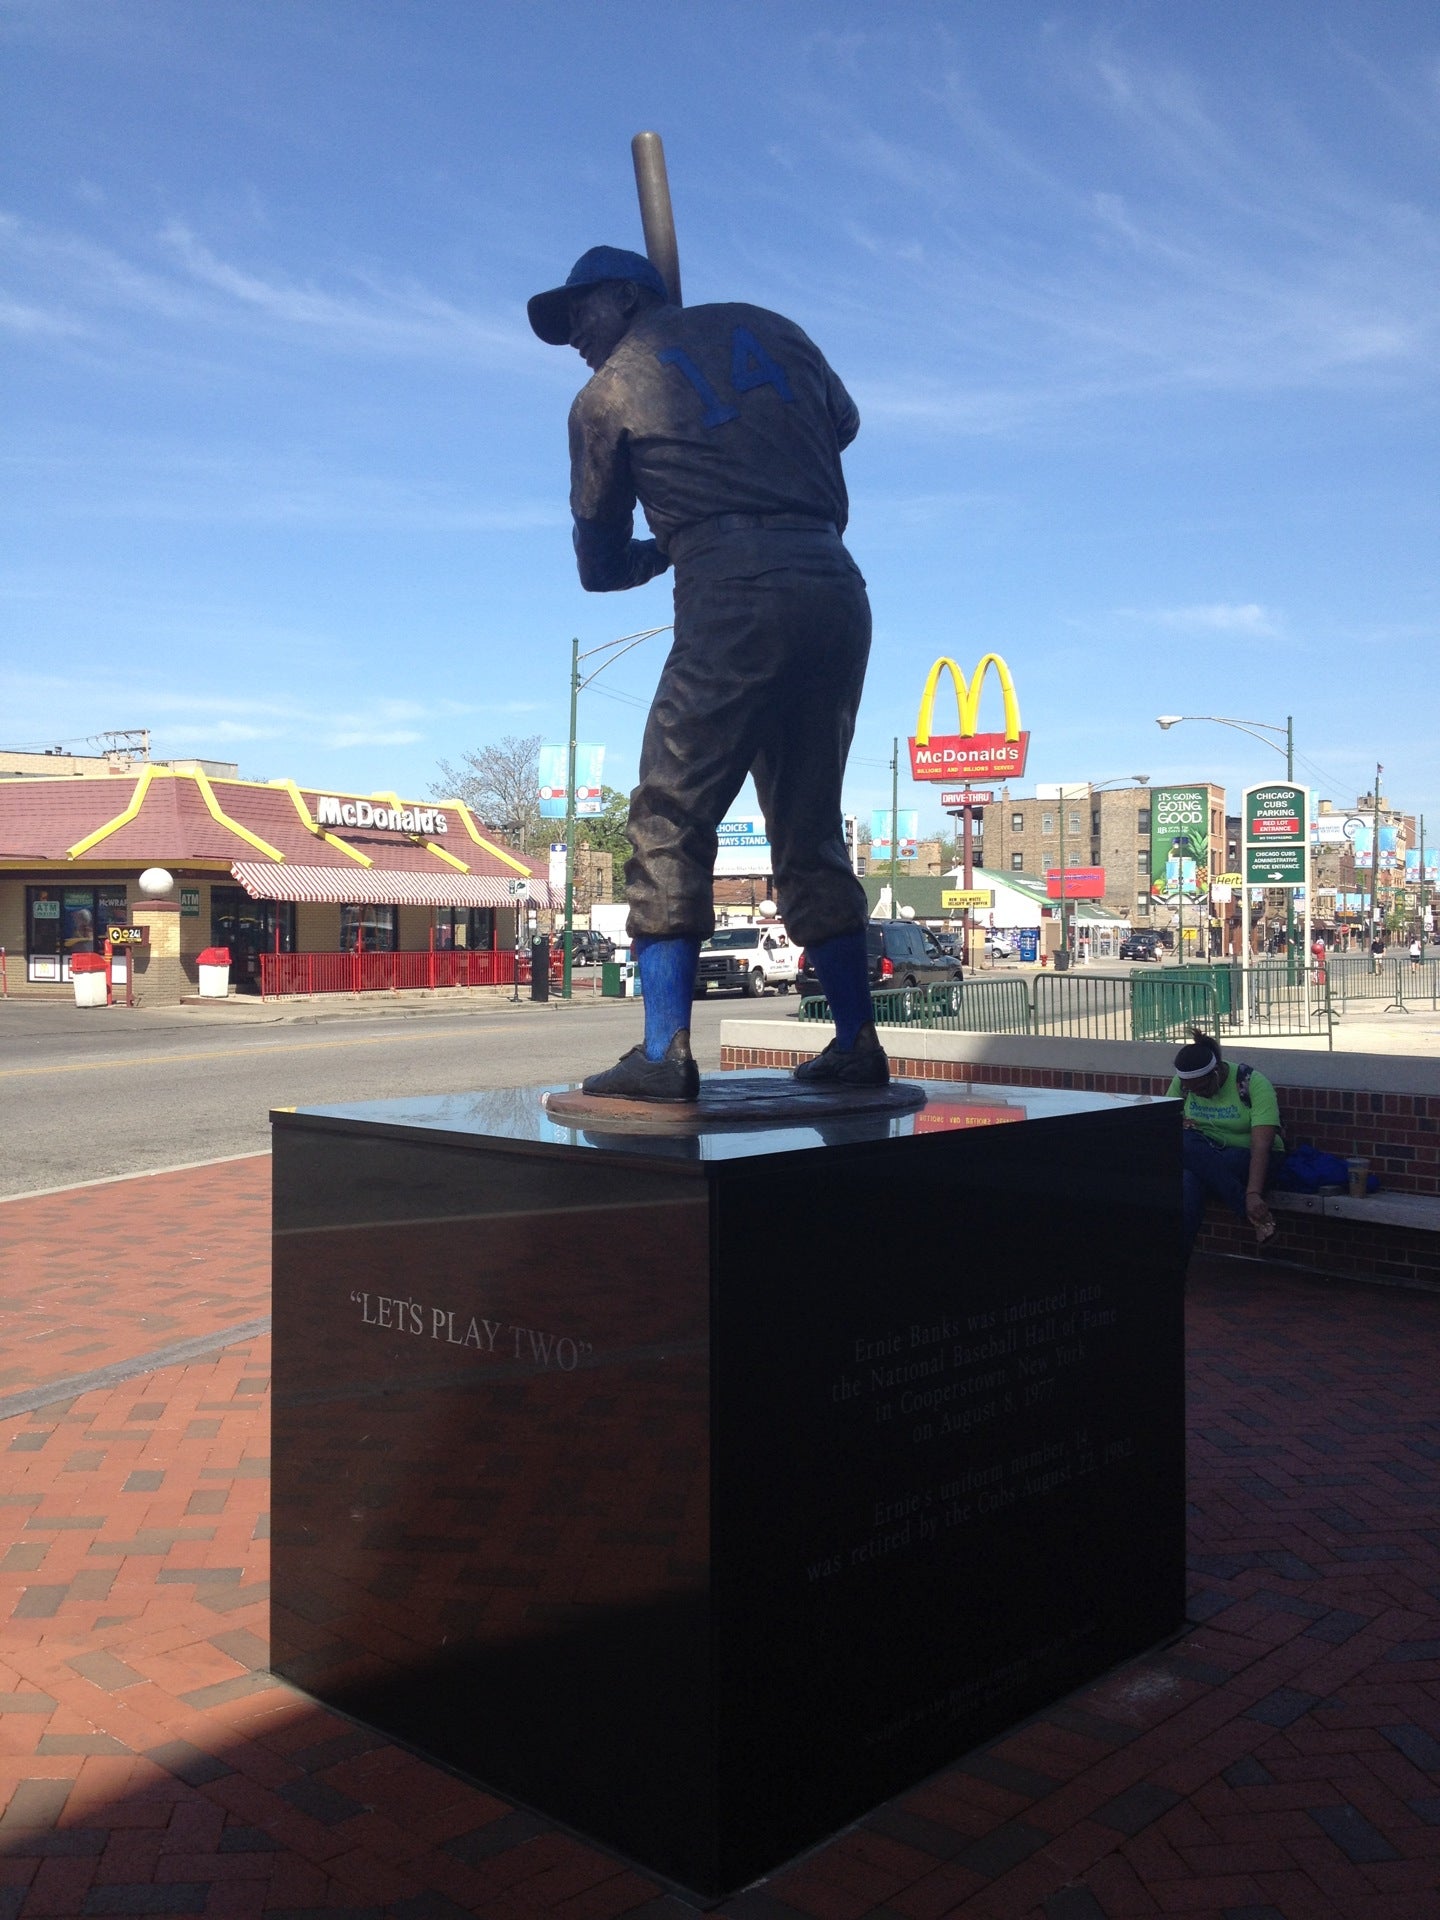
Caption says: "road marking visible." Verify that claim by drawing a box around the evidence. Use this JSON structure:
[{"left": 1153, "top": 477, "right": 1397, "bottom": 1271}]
[{"left": 0, "top": 1026, "right": 516, "bottom": 1079}]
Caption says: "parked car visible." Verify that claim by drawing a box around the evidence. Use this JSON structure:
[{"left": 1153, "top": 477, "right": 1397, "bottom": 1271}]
[
  {"left": 797, "top": 921, "right": 963, "bottom": 997},
  {"left": 695, "top": 924, "right": 800, "bottom": 997},
  {"left": 566, "top": 929, "right": 615, "bottom": 967},
  {"left": 1119, "top": 932, "right": 1164, "bottom": 961},
  {"left": 984, "top": 932, "right": 1016, "bottom": 959}
]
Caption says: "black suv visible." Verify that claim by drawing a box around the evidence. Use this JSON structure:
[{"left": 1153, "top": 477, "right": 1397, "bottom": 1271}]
[
  {"left": 797, "top": 922, "right": 962, "bottom": 996},
  {"left": 1119, "top": 931, "right": 1163, "bottom": 961}
]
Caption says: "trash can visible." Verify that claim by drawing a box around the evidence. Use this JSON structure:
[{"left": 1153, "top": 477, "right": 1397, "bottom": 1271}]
[
  {"left": 530, "top": 936, "right": 550, "bottom": 1002},
  {"left": 1053, "top": 947, "right": 1072, "bottom": 973},
  {"left": 71, "top": 952, "right": 109, "bottom": 1008},
  {"left": 197, "top": 946, "right": 231, "bottom": 999},
  {"left": 601, "top": 960, "right": 624, "bottom": 998}
]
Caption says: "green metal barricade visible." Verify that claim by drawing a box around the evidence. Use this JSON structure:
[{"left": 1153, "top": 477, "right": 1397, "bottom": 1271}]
[
  {"left": 1032, "top": 972, "right": 1132, "bottom": 1040},
  {"left": 1129, "top": 971, "right": 1218, "bottom": 1042}
]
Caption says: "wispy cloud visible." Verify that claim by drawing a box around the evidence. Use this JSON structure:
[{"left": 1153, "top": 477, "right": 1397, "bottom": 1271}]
[
  {"left": 1119, "top": 603, "right": 1279, "bottom": 634},
  {"left": 0, "top": 211, "right": 547, "bottom": 371},
  {"left": 6, "top": 441, "right": 566, "bottom": 534},
  {"left": 779, "top": 27, "right": 1440, "bottom": 433}
]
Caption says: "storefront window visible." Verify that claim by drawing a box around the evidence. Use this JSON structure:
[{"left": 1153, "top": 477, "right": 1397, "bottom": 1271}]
[
  {"left": 340, "top": 904, "right": 397, "bottom": 952},
  {"left": 26, "top": 884, "right": 125, "bottom": 983},
  {"left": 433, "top": 907, "right": 495, "bottom": 951}
]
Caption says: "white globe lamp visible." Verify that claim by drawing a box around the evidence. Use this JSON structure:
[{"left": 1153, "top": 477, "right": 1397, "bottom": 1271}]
[
  {"left": 758, "top": 899, "right": 777, "bottom": 918},
  {"left": 900, "top": 904, "right": 916, "bottom": 921},
  {"left": 138, "top": 868, "right": 175, "bottom": 898}
]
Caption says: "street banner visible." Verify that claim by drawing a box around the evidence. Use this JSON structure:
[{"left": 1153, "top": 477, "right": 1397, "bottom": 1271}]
[
  {"left": 1150, "top": 787, "right": 1209, "bottom": 899},
  {"left": 871, "top": 808, "right": 919, "bottom": 860},
  {"left": 538, "top": 742, "right": 605, "bottom": 818},
  {"left": 908, "top": 654, "right": 1029, "bottom": 782},
  {"left": 1045, "top": 867, "right": 1105, "bottom": 900},
  {"left": 1406, "top": 849, "right": 1438, "bottom": 882},
  {"left": 714, "top": 817, "right": 773, "bottom": 877}
]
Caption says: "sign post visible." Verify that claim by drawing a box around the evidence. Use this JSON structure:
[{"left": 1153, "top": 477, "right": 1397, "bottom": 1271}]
[
  {"left": 1243, "top": 782, "right": 1309, "bottom": 1031},
  {"left": 941, "top": 789, "right": 992, "bottom": 966},
  {"left": 507, "top": 877, "right": 529, "bottom": 1002}
]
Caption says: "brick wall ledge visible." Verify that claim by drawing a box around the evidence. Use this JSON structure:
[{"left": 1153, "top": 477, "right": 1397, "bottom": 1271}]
[
  {"left": 719, "top": 1018, "right": 1440, "bottom": 1208},
  {"left": 718, "top": 1017, "right": 1439, "bottom": 1096}
]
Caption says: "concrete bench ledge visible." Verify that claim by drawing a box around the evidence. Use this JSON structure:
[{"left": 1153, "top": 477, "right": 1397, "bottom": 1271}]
[{"left": 1269, "top": 1189, "right": 1440, "bottom": 1232}]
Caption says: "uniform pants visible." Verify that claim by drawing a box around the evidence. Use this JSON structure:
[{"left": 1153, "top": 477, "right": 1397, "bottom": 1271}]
[{"left": 624, "top": 529, "right": 871, "bottom": 949}]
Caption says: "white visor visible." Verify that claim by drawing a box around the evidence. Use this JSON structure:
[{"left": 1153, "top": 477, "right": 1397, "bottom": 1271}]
[{"left": 1176, "top": 1053, "right": 1220, "bottom": 1081}]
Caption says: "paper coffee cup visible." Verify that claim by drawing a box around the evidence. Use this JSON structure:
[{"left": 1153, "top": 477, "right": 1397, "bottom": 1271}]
[{"left": 1346, "top": 1158, "right": 1369, "bottom": 1197}]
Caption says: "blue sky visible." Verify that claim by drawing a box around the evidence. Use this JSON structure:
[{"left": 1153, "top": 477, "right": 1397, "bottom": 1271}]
[{"left": 4, "top": 1, "right": 1436, "bottom": 835}]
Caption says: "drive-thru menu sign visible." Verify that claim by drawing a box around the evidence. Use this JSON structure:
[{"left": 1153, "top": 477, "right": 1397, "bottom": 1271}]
[{"left": 1245, "top": 784, "right": 1307, "bottom": 885}]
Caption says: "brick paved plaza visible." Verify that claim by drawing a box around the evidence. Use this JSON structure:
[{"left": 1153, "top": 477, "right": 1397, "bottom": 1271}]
[{"left": 2, "top": 1157, "right": 1438, "bottom": 1919}]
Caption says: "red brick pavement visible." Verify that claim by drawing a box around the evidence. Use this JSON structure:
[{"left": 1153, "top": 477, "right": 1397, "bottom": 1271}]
[
  {"left": 1, "top": 1164, "right": 1438, "bottom": 1919},
  {"left": 0, "top": 1160, "right": 270, "bottom": 1399}
]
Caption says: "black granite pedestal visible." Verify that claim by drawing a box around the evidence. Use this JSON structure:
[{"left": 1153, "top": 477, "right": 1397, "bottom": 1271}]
[{"left": 270, "top": 1075, "right": 1184, "bottom": 1898}]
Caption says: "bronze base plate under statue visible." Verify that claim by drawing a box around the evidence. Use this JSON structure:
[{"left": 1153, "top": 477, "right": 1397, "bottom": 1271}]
[{"left": 542, "top": 1072, "right": 927, "bottom": 1133}]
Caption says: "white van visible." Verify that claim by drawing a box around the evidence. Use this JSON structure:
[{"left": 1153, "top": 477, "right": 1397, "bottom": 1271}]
[{"left": 695, "top": 925, "right": 800, "bottom": 996}]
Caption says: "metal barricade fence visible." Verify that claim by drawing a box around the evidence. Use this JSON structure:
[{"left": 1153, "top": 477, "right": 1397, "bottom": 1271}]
[
  {"left": 1033, "top": 973, "right": 1132, "bottom": 1041},
  {"left": 1327, "top": 953, "right": 1439, "bottom": 1012}
]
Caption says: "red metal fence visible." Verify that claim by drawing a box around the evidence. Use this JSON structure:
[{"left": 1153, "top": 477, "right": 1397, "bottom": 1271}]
[{"left": 259, "top": 948, "right": 535, "bottom": 998}]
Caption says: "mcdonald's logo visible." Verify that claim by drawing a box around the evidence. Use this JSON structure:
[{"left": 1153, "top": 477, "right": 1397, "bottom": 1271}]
[{"left": 908, "top": 652, "right": 1030, "bottom": 782}]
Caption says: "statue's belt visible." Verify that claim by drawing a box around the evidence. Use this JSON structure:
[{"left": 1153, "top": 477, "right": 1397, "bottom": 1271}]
[{"left": 664, "top": 512, "right": 837, "bottom": 563}]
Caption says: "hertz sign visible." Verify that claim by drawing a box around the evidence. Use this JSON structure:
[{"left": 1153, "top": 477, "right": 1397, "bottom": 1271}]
[{"left": 908, "top": 653, "right": 1029, "bottom": 783}]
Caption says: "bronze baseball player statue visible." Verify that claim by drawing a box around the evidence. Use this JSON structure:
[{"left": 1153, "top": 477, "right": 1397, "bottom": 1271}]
[{"left": 528, "top": 139, "right": 883, "bottom": 1102}]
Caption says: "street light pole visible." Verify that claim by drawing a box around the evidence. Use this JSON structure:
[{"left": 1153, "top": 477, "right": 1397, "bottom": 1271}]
[
  {"left": 1157, "top": 710, "right": 1302, "bottom": 974},
  {"left": 561, "top": 623, "right": 672, "bottom": 999},
  {"left": 561, "top": 637, "right": 579, "bottom": 1001},
  {"left": 889, "top": 736, "right": 899, "bottom": 917}
]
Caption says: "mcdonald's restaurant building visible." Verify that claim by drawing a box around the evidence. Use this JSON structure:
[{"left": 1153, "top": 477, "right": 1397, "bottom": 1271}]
[{"left": 0, "top": 769, "right": 555, "bottom": 1004}]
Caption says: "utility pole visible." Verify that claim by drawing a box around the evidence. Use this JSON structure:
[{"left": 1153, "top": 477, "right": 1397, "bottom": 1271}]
[
  {"left": 1420, "top": 813, "right": 1429, "bottom": 948},
  {"left": 889, "top": 736, "right": 899, "bottom": 917},
  {"left": 1369, "top": 762, "right": 1383, "bottom": 942},
  {"left": 1284, "top": 714, "right": 1298, "bottom": 981},
  {"left": 561, "top": 637, "right": 579, "bottom": 1000}
]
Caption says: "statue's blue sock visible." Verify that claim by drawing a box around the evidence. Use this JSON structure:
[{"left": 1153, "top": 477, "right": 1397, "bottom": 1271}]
[
  {"left": 808, "top": 928, "right": 873, "bottom": 1049},
  {"left": 634, "top": 935, "right": 700, "bottom": 1060}
]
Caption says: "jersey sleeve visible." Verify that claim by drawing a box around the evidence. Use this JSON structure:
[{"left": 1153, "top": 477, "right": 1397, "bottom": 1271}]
[
  {"left": 1165, "top": 1076, "right": 1182, "bottom": 1098},
  {"left": 824, "top": 362, "right": 860, "bottom": 451},
  {"left": 567, "top": 387, "right": 670, "bottom": 593},
  {"left": 1246, "top": 1072, "right": 1281, "bottom": 1131}
]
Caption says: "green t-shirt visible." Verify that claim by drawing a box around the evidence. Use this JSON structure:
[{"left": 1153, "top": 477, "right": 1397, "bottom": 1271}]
[{"left": 1166, "top": 1063, "right": 1284, "bottom": 1152}]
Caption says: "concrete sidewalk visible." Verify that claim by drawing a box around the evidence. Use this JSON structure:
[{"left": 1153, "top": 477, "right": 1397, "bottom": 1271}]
[{"left": 1, "top": 1160, "right": 1437, "bottom": 1917}]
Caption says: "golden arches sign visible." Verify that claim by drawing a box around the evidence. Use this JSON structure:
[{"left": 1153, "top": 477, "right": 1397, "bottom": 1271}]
[
  {"left": 914, "top": 653, "right": 1021, "bottom": 746},
  {"left": 908, "top": 652, "right": 1029, "bottom": 782}
]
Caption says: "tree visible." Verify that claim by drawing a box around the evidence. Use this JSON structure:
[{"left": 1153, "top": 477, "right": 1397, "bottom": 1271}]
[
  {"left": 575, "top": 786, "right": 632, "bottom": 866},
  {"left": 432, "top": 734, "right": 542, "bottom": 851}
]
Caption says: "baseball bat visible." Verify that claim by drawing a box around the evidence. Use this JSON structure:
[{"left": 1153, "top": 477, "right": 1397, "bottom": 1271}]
[{"left": 630, "top": 130, "right": 683, "bottom": 307}]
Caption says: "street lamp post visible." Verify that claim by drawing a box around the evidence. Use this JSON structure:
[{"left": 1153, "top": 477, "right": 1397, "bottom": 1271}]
[
  {"left": 560, "top": 623, "right": 671, "bottom": 999},
  {"left": 1157, "top": 711, "right": 1301, "bottom": 979}
]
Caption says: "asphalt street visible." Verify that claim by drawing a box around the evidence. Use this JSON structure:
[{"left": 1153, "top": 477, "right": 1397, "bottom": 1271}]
[{"left": 0, "top": 990, "right": 800, "bottom": 1197}]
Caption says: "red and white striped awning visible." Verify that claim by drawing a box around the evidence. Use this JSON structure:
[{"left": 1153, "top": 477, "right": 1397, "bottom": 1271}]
[{"left": 230, "top": 863, "right": 557, "bottom": 908}]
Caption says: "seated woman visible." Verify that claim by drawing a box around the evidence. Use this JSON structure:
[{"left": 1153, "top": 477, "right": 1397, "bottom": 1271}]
[{"left": 1169, "top": 1030, "right": 1286, "bottom": 1258}]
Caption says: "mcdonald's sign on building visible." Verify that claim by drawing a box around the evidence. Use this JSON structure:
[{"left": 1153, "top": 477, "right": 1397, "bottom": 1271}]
[{"left": 908, "top": 654, "right": 1030, "bottom": 783}]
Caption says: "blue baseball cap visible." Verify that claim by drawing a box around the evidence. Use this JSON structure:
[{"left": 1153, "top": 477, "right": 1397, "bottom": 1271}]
[{"left": 527, "top": 246, "right": 669, "bottom": 345}]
